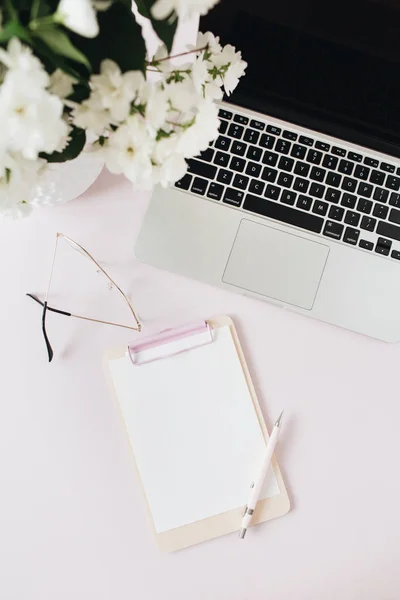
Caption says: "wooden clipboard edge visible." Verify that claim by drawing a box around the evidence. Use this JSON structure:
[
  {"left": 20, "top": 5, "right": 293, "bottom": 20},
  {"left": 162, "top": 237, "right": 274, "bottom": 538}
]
[{"left": 104, "top": 315, "right": 290, "bottom": 553}]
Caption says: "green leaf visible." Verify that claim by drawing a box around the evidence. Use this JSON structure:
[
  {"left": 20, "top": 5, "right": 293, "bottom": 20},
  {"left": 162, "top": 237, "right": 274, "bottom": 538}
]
[
  {"left": 69, "top": 3, "right": 146, "bottom": 73},
  {"left": 0, "top": 20, "right": 33, "bottom": 44},
  {"left": 33, "top": 26, "right": 91, "bottom": 69},
  {"left": 134, "top": 0, "right": 177, "bottom": 53},
  {"left": 41, "top": 126, "right": 86, "bottom": 163}
]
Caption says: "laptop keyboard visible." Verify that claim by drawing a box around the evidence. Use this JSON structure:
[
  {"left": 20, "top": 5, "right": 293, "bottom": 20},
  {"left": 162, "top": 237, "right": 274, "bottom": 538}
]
[{"left": 174, "top": 108, "right": 400, "bottom": 261}]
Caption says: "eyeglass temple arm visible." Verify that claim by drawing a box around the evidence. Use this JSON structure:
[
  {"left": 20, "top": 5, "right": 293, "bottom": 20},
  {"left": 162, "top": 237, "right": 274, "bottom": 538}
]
[{"left": 26, "top": 293, "right": 141, "bottom": 331}]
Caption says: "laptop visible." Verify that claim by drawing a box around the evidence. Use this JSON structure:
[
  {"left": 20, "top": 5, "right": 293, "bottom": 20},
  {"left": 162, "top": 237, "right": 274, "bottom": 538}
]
[{"left": 136, "top": 0, "right": 400, "bottom": 342}]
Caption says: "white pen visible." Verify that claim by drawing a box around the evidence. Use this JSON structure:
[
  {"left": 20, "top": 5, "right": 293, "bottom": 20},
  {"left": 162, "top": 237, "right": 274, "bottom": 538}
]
[{"left": 239, "top": 411, "right": 284, "bottom": 539}]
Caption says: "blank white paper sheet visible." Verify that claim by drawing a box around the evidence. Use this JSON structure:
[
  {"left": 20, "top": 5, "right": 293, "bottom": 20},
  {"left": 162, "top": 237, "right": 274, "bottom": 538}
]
[{"left": 107, "top": 325, "right": 279, "bottom": 533}]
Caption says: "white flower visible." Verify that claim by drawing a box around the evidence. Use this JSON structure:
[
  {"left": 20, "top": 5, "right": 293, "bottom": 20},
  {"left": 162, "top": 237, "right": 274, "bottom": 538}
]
[
  {"left": 177, "top": 99, "right": 219, "bottom": 157},
  {"left": 0, "top": 37, "right": 49, "bottom": 88},
  {"left": 56, "top": 0, "right": 99, "bottom": 38},
  {"left": 151, "top": 45, "right": 174, "bottom": 74},
  {"left": 91, "top": 60, "right": 144, "bottom": 122},
  {"left": 48, "top": 68, "right": 77, "bottom": 98},
  {"left": 72, "top": 91, "right": 112, "bottom": 135},
  {"left": 166, "top": 79, "right": 197, "bottom": 114},
  {"left": 0, "top": 70, "right": 68, "bottom": 160},
  {"left": 104, "top": 117, "right": 154, "bottom": 183},
  {"left": 139, "top": 82, "right": 169, "bottom": 132},
  {"left": 191, "top": 56, "right": 222, "bottom": 100},
  {"left": 153, "top": 152, "right": 187, "bottom": 187},
  {"left": 195, "top": 31, "right": 221, "bottom": 53},
  {"left": 0, "top": 155, "right": 46, "bottom": 220},
  {"left": 211, "top": 44, "right": 247, "bottom": 96},
  {"left": 151, "top": 0, "right": 220, "bottom": 21}
]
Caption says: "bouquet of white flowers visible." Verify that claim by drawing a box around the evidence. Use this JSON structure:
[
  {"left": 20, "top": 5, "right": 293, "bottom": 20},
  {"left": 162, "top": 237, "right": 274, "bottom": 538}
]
[{"left": 0, "top": 0, "right": 247, "bottom": 219}]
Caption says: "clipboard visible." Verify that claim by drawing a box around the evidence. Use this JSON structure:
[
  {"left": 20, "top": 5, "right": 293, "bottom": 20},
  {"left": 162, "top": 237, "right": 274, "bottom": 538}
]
[{"left": 105, "top": 316, "right": 290, "bottom": 551}]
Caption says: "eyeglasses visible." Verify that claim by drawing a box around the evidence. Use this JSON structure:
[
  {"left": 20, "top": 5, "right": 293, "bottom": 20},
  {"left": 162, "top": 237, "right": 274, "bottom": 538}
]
[{"left": 27, "top": 233, "right": 142, "bottom": 362}]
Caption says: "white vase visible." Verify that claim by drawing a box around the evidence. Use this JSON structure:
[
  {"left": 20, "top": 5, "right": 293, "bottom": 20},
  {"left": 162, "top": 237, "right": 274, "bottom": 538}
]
[{"left": 34, "top": 152, "right": 104, "bottom": 206}]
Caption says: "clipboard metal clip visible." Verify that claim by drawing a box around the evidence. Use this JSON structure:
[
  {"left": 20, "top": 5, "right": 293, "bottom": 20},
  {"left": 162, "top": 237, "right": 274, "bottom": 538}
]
[{"left": 127, "top": 321, "right": 213, "bottom": 366}]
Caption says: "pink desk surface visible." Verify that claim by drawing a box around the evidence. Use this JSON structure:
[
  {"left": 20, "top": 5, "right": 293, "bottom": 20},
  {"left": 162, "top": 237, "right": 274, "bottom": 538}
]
[{"left": 1, "top": 169, "right": 400, "bottom": 600}]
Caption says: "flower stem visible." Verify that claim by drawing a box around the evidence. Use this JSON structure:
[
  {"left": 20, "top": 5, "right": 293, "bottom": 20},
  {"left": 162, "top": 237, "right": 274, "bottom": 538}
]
[
  {"left": 31, "top": 0, "right": 41, "bottom": 20},
  {"left": 148, "top": 45, "right": 208, "bottom": 66},
  {"left": 5, "top": 0, "right": 18, "bottom": 20}
]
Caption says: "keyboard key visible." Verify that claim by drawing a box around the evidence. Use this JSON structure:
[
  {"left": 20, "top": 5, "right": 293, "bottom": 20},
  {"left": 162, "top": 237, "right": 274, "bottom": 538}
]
[
  {"left": 354, "top": 165, "right": 370, "bottom": 180},
  {"left": 323, "top": 220, "right": 344, "bottom": 240},
  {"left": 373, "top": 187, "right": 389, "bottom": 203},
  {"left": 214, "top": 151, "right": 230, "bottom": 167},
  {"left": 243, "top": 194, "right": 323, "bottom": 233},
  {"left": 199, "top": 147, "right": 214, "bottom": 162},
  {"left": 299, "top": 136, "right": 314, "bottom": 146},
  {"left": 266, "top": 125, "right": 281, "bottom": 135},
  {"left": 377, "top": 221, "right": 400, "bottom": 242},
  {"left": 370, "top": 170, "right": 385, "bottom": 185},
  {"left": 218, "top": 109, "right": 232, "bottom": 120},
  {"left": 381, "top": 162, "right": 395, "bottom": 173},
  {"left": 348, "top": 152, "right": 362, "bottom": 162},
  {"left": 191, "top": 177, "right": 208, "bottom": 195},
  {"left": 261, "top": 167, "right": 278, "bottom": 182},
  {"left": 312, "top": 200, "right": 328, "bottom": 216},
  {"left": 297, "top": 195, "right": 312, "bottom": 211},
  {"left": 322, "top": 154, "right": 339, "bottom": 170},
  {"left": 215, "top": 136, "right": 231, "bottom": 151},
  {"left": 234, "top": 114, "right": 248, "bottom": 125},
  {"left": 260, "top": 134, "right": 275, "bottom": 149},
  {"left": 338, "top": 159, "right": 354, "bottom": 175},
  {"left": 389, "top": 192, "right": 400, "bottom": 208},
  {"left": 262, "top": 150, "right": 278, "bottom": 166},
  {"left": 291, "top": 144, "right": 307, "bottom": 160},
  {"left": 343, "top": 227, "right": 360, "bottom": 245},
  {"left": 344, "top": 211, "right": 360, "bottom": 226},
  {"left": 357, "top": 198, "right": 373, "bottom": 214},
  {"left": 281, "top": 190, "right": 297, "bottom": 205},
  {"left": 244, "top": 129, "right": 260, "bottom": 144},
  {"left": 219, "top": 120, "right": 228, "bottom": 134},
  {"left": 207, "top": 182, "right": 223, "bottom": 200},
  {"left": 293, "top": 177, "right": 310, "bottom": 193},
  {"left": 326, "top": 172, "right": 342, "bottom": 188},
  {"left": 277, "top": 172, "right": 294, "bottom": 188},
  {"left": 283, "top": 130, "right": 297, "bottom": 141},
  {"left": 231, "top": 141, "right": 247, "bottom": 156},
  {"left": 265, "top": 184, "right": 281, "bottom": 200},
  {"left": 250, "top": 119, "right": 265, "bottom": 131},
  {"left": 341, "top": 193, "right": 356, "bottom": 208},
  {"left": 332, "top": 146, "right": 346, "bottom": 157},
  {"left": 227, "top": 123, "right": 244, "bottom": 139},
  {"left": 373, "top": 203, "right": 389, "bottom": 219},
  {"left": 364, "top": 157, "right": 379, "bottom": 168},
  {"left": 294, "top": 161, "right": 310, "bottom": 177},
  {"left": 389, "top": 208, "right": 400, "bottom": 225},
  {"left": 278, "top": 156, "right": 295, "bottom": 172},
  {"left": 386, "top": 175, "right": 400, "bottom": 191},
  {"left": 377, "top": 237, "right": 392, "bottom": 249},
  {"left": 310, "top": 167, "right": 326, "bottom": 182},
  {"left": 315, "top": 141, "right": 330, "bottom": 152},
  {"left": 247, "top": 145, "right": 262, "bottom": 162},
  {"left": 245, "top": 162, "right": 262, "bottom": 178},
  {"left": 358, "top": 182, "right": 373, "bottom": 198},
  {"left": 360, "top": 216, "right": 376, "bottom": 231},
  {"left": 375, "top": 244, "right": 390, "bottom": 256},
  {"left": 275, "top": 139, "right": 291, "bottom": 154},
  {"left": 233, "top": 174, "right": 249, "bottom": 190},
  {"left": 325, "top": 188, "right": 341, "bottom": 203},
  {"left": 341, "top": 177, "right": 357, "bottom": 193},
  {"left": 175, "top": 173, "right": 192, "bottom": 190},
  {"left": 306, "top": 149, "right": 323, "bottom": 164},
  {"left": 230, "top": 157, "right": 245, "bottom": 172},
  {"left": 223, "top": 187, "right": 245, "bottom": 207},
  {"left": 248, "top": 179, "right": 265, "bottom": 195},
  {"left": 391, "top": 250, "right": 400, "bottom": 260},
  {"left": 329, "top": 205, "right": 345, "bottom": 221},
  {"left": 309, "top": 182, "right": 325, "bottom": 198},
  {"left": 217, "top": 169, "right": 233, "bottom": 185},
  {"left": 187, "top": 159, "right": 217, "bottom": 179},
  {"left": 359, "top": 239, "right": 373, "bottom": 250}
]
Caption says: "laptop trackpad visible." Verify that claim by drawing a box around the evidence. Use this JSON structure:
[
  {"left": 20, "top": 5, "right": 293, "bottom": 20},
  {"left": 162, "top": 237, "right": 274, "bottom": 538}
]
[{"left": 223, "top": 220, "right": 329, "bottom": 310}]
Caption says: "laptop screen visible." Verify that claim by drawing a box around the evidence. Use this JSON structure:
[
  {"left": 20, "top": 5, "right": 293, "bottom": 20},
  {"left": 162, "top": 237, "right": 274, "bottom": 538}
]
[{"left": 200, "top": 0, "right": 400, "bottom": 157}]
